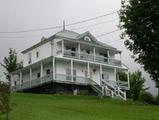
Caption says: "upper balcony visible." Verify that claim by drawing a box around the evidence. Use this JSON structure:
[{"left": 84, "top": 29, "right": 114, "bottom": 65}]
[{"left": 56, "top": 40, "right": 122, "bottom": 67}]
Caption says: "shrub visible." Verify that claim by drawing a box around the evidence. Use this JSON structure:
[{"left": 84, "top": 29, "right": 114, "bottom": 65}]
[
  {"left": 79, "top": 90, "right": 89, "bottom": 95},
  {"left": 139, "top": 92, "right": 154, "bottom": 104},
  {"left": 154, "top": 96, "right": 159, "bottom": 105},
  {"left": 0, "top": 82, "right": 11, "bottom": 120}
]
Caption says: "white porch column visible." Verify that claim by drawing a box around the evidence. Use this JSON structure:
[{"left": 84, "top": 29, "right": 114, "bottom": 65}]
[
  {"left": 114, "top": 67, "right": 117, "bottom": 81},
  {"left": 20, "top": 70, "right": 22, "bottom": 86},
  {"left": 78, "top": 43, "right": 81, "bottom": 59},
  {"left": 62, "top": 40, "right": 64, "bottom": 55},
  {"left": 52, "top": 57, "right": 55, "bottom": 80},
  {"left": 93, "top": 47, "right": 96, "bottom": 61},
  {"left": 100, "top": 64, "right": 103, "bottom": 85},
  {"left": 120, "top": 52, "right": 122, "bottom": 61},
  {"left": 107, "top": 50, "right": 110, "bottom": 63},
  {"left": 51, "top": 40, "right": 54, "bottom": 56},
  {"left": 87, "top": 62, "right": 90, "bottom": 78},
  {"left": 29, "top": 66, "right": 32, "bottom": 88},
  {"left": 71, "top": 59, "right": 73, "bottom": 82},
  {"left": 40, "top": 62, "right": 43, "bottom": 83},
  {"left": 127, "top": 70, "right": 130, "bottom": 89}
]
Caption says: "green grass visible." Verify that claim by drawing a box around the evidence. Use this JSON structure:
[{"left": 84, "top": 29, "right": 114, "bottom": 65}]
[{"left": 1, "top": 93, "right": 159, "bottom": 120}]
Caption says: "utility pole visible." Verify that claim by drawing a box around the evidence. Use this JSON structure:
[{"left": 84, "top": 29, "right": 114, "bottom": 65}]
[{"left": 63, "top": 20, "right": 65, "bottom": 31}]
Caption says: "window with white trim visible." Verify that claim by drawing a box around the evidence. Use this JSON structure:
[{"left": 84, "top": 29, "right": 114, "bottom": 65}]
[{"left": 28, "top": 53, "right": 32, "bottom": 64}]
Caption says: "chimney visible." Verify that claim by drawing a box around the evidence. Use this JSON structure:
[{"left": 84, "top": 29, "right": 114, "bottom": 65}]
[{"left": 41, "top": 36, "right": 47, "bottom": 42}]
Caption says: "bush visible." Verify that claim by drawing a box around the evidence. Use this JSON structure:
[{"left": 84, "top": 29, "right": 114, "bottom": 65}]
[
  {"left": 154, "top": 96, "right": 159, "bottom": 105},
  {"left": 79, "top": 90, "right": 89, "bottom": 95},
  {"left": 0, "top": 82, "right": 11, "bottom": 120},
  {"left": 139, "top": 92, "right": 154, "bottom": 104}
]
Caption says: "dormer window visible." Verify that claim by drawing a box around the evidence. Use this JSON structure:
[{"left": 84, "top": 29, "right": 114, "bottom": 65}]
[
  {"left": 36, "top": 51, "right": 39, "bottom": 58},
  {"left": 84, "top": 36, "right": 91, "bottom": 42}
]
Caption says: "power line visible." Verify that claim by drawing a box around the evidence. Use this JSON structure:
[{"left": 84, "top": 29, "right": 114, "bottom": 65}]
[
  {"left": 0, "top": 11, "right": 118, "bottom": 34},
  {"left": 66, "top": 11, "right": 118, "bottom": 26},
  {"left": 0, "top": 11, "right": 158, "bottom": 39},
  {"left": 96, "top": 11, "right": 159, "bottom": 38},
  {"left": 0, "top": 35, "right": 41, "bottom": 39},
  {"left": 70, "top": 18, "right": 119, "bottom": 31},
  {"left": 107, "top": 39, "right": 122, "bottom": 44},
  {"left": 108, "top": 39, "right": 123, "bottom": 45},
  {"left": 96, "top": 29, "right": 120, "bottom": 38}
]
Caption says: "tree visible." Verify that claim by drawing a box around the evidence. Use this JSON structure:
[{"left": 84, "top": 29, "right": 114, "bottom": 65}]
[
  {"left": 0, "top": 82, "right": 11, "bottom": 120},
  {"left": 118, "top": 72, "right": 128, "bottom": 82},
  {"left": 130, "top": 70, "right": 146, "bottom": 101},
  {"left": 119, "top": 0, "right": 159, "bottom": 93},
  {"left": 0, "top": 48, "right": 21, "bottom": 82}
]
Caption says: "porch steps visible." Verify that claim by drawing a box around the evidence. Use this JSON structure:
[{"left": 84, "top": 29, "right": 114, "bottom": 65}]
[{"left": 88, "top": 78, "right": 127, "bottom": 100}]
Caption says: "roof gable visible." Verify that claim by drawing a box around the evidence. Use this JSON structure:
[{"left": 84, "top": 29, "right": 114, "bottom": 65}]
[{"left": 77, "top": 31, "right": 117, "bottom": 50}]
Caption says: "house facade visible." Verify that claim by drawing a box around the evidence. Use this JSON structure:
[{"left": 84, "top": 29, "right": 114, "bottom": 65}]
[{"left": 11, "top": 30, "right": 130, "bottom": 100}]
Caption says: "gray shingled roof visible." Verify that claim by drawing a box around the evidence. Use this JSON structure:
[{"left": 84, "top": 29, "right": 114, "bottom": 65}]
[
  {"left": 22, "top": 30, "right": 120, "bottom": 54},
  {"left": 55, "top": 30, "right": 80, "bottom": 39}
]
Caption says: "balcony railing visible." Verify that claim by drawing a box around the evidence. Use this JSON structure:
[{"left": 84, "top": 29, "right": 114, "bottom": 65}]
[
  {"left": 63, "top": 50, "right": 79, "bottom": 59},
  {"left": 80, "top": 52, "right": 94, "bottom": 61},
  {"left": 58, "top": 50, "right": 121, "bottom": 66}
]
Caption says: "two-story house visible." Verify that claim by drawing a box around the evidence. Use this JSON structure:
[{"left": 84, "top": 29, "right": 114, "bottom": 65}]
[{"left": 11, "top": 29, "right": 130, "bottom": 100}]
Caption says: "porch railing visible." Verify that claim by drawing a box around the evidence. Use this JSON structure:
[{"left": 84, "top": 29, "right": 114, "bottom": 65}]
[
  {"left": 117, "top": 80, "right": 129, "bottom": 90},
  {"left": 87, "top": 78, "right": 103, "bottom": 96},
  {"left": 58, "top": 50, "right": 121, "bottom": 66},
  {"left": 12, "top": 74, "right": 53, "bottom": 91},
  {"left": 55, "top": 74, "right": 87, "bottom": 85},
  {"left": 102, "top": 79, "right": 129, "bottom": 90}
]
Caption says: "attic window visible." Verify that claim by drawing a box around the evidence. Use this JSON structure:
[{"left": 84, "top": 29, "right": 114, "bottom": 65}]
[{"left": 84, "top": 36, "right": 91, "bottom": 42}]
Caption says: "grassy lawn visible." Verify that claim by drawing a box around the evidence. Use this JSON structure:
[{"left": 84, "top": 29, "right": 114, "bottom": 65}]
[{"left": 0, "top": 93, "right": 159, "bottom": 120}]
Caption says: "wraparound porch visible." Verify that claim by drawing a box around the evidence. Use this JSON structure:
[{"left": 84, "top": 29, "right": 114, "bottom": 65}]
[{"left": 11, "top": 56, "right": 129, "bottom": 92}]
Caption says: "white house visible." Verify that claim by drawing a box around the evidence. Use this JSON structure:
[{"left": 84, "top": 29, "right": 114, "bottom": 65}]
[{"left": 11, "top": 29, "right": 130, "bottom": 100}]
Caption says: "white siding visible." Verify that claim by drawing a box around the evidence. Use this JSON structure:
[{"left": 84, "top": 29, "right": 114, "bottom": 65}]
[{"left": 23, "top": 42, "right": 52, "bottom": 67}]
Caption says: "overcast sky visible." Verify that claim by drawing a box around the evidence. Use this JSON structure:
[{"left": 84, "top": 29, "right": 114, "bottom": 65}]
[{"left": 0, "top": 0, "right": 158, "bottom": 95}]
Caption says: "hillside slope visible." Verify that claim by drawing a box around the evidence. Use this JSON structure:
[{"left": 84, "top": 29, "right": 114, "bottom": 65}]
[{"left": 1, "top": 93, "right": 159, "bottom": 120}]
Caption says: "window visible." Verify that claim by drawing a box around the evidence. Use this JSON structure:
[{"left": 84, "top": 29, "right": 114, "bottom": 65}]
[
  {"left": 28, "top": 53, "right": 32, "bottom": 64},
  {"left": 36, "top": 51, "right": 39, "bottom": 58},
  {"left": 46, "top": 69, "right": 50, "bottom": 75},
  {"left": 73, "top": 69, "right": 76, "bottom": 81},
  {"left": 100, "top": 53, "right": 108, "bottom": 62},
  {"left": 102, "top": 74, "right": 104, "bottom": 79},
  {"left": 86, "top": 50, "right": 90, "bottom": 54},
  {"left": 21, "top": 80, "right": 23, "bottom": 85},
  {"left": 66, "top": 68, "right": 71, "bottom": 80},
  {"left": 84, "top": 36, "right": 91, "bottom": 41},
  {"left": 103, "top": 74, "right": 109, "bottom": 80},
  {"left": 85, "top": 71, "right": 88, "bottom": 78},
  {"left": 37, "top": 72, "right": 40, "bottom": 78},
  {"left": 14, "top": 81, "right": 17, "bottom": 86},
  {"left": 71, "top": 48, "right": 76, "bottom": 56}
]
